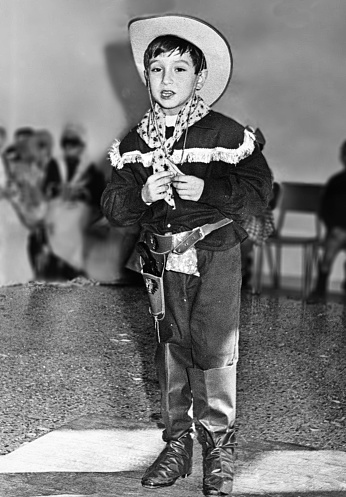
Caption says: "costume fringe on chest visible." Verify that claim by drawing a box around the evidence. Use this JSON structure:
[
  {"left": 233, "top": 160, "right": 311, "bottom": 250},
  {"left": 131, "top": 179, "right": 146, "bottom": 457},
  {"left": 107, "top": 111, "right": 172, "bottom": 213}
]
[{"left": 108, "top": 128, "right": 256, "bottom": 170}]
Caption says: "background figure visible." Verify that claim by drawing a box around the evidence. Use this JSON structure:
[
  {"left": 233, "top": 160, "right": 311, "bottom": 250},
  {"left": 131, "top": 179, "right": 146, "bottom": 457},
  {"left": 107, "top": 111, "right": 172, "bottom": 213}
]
[
  {"left": 44, "top": 123, "right": 105, "bottom": 206},
  {"left": 13, "top": 126, "right": 35, "bottom": 145},
  {"left": 240, "top": 128, "right": 280, "bottom": 288},
  {"left": 311, "top": 140, "right": 346, "bottom": 298},
  {"left": 0, "top": 127, "right": 31, "bottom": 285},
  {"left": 3, "top": 127, "right": 81, "bottom": 282},
  {"left": 0, "top": 128, "right": 43, "bottom": 285},
  {"left": 43, "top": 123, "right": 105, "bottom": 280},
  {"left": 25, "top": 129, "right": 66, "bottom": 280}
]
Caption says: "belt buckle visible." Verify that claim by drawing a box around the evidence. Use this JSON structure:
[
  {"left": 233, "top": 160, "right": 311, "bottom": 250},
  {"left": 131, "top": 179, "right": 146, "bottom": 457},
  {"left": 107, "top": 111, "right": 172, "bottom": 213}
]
[
  {"left": 196, "top": 226, "right": 206, "bottom": 241},
  {"left": 172, "top": 227, "right": 205, "bottom": 254}
]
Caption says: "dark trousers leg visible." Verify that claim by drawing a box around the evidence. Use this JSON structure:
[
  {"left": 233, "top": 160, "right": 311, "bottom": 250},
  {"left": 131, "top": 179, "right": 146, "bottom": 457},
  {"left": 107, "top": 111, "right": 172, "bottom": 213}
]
[{"left": 159, "top": 245, "right": 241, "bottom": 369}]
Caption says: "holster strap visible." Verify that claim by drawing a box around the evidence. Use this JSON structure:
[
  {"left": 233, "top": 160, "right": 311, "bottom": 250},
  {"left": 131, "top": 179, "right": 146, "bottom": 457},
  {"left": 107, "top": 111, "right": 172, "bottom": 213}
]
[{"left": 144, "top": 218, "right": 233, "bottom": 255}]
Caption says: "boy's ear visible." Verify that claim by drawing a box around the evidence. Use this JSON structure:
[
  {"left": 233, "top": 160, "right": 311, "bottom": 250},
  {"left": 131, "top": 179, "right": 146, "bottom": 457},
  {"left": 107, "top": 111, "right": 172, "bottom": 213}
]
[
  {"left": 196, "top": 69, "right": 208, "bottom": 91},
  {"left": 144, "top": 70, "right": 149, "bottom": 86}
]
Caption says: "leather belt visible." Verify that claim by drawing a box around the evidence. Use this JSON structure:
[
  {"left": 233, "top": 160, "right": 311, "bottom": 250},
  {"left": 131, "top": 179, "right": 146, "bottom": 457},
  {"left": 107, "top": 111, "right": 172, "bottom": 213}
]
[{"left": 144, "top": 218, "right": 233, "bottom": 255}]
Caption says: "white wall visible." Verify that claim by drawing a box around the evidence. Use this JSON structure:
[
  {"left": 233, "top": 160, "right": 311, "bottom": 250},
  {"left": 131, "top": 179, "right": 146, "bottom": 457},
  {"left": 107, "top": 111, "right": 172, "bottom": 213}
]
[{"left": 1, "top": 0, "right": 345, "bottom": 287}]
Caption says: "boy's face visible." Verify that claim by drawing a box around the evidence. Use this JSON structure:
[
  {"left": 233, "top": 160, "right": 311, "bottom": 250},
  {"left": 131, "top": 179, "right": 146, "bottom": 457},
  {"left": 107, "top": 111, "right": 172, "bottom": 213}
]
[{"left": 147, "top": 50, "right": 207, "bottom": 116}]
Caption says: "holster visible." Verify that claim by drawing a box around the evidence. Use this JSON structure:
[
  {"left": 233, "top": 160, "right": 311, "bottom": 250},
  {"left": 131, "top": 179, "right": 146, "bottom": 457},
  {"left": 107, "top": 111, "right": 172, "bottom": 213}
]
[
  {"left": 137, "top": 243, "right": 166, "bottom": 321},
  {"left": 142, "top": 269, "right": 165, "bottom": 320}
]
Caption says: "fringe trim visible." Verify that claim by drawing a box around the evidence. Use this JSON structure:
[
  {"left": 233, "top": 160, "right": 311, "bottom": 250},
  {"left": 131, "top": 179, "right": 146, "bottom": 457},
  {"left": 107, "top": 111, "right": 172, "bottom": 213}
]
[
  {"left": 108, "top": 129, "right": 256, "bottom": 169},
  {"left": 108, "top": 139, "right": 153, "bottom": 170},
  {"left": 108, "top": 140, "right": 121, "bottom": 168},
  {"left": 172, "top": 128, "right": 256, "bottom": 165}
]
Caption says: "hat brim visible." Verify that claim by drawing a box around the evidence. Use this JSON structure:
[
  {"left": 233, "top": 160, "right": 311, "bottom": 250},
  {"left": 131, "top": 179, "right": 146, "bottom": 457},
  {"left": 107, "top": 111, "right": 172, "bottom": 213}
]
[{"left": 128, "top": 14, "right": 233, "bottom": 106}]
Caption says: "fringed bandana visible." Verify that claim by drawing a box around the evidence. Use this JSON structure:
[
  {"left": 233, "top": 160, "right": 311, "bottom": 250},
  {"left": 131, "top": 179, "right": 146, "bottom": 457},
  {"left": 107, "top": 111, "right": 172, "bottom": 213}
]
[
  {"left": 138, "top": 94, "right": 209, "bottom": 277},
  {"left": 136, "top": 94, "right": 210, "bottom": 209}
]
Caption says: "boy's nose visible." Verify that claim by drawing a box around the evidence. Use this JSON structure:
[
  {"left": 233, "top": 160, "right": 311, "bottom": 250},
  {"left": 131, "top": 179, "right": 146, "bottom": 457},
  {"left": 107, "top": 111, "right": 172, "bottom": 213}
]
[{"left": 162, "top": 69, "right": 173, "bottom": 85}]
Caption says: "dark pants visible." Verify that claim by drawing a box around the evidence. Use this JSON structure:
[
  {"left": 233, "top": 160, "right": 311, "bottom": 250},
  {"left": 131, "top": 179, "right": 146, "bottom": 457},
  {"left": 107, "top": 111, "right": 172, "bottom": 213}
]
[{"left": 158, "top": 245, "right": 241, "bottom": 370}]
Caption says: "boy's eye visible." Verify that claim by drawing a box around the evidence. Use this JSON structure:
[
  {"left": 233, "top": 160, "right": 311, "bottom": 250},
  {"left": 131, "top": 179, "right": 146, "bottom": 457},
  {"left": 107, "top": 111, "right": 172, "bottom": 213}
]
[
  {"left": 150, "top": 66, "right": 161, "bottom": 73},
  {"left": 175, "top": 67, "right": 186, "bottom": 72}
]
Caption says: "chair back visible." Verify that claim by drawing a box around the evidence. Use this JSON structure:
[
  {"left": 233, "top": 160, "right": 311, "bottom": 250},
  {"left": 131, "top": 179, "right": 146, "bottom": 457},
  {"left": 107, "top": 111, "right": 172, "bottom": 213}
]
[{"left": 276, "top": 182, "right": 324, "bottom": 238}]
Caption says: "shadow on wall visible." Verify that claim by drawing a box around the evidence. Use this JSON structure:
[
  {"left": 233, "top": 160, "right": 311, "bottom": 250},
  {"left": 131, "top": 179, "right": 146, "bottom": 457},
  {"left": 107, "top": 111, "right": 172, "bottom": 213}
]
[
  {"left": 97, "top": 40, "right": 150, "bottom": 182},
  {"left": 105, "top": 41, "right": 150, "bottom": 136},
  {"left": 89, "top": 41, "right": 150, "bottom": 284}
]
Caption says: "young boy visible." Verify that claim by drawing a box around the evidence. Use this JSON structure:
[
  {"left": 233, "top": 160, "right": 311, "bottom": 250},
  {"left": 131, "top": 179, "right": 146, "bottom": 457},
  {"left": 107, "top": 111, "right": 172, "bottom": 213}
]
[{"left": 101, "top": 14, "right": 272, "bottom": 496}]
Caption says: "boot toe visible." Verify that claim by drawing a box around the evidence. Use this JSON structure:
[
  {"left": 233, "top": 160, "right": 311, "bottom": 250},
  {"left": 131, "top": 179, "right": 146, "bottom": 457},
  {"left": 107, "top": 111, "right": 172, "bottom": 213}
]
[
  {"left": 141, "top": 434, "right": 193, "bottom": 488},
  {"left": 141, "top": 472, "right": 180, "bottom": 488},
  {"left": 141, "top": 466, "right": 190, "bottom": 488}
]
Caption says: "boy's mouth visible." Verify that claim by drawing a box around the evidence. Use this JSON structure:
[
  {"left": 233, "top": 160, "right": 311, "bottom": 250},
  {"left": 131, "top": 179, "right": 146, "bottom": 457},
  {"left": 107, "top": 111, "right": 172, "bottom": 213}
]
[{"left": 161, "top": 90, "right": 175, "bottom": 99}]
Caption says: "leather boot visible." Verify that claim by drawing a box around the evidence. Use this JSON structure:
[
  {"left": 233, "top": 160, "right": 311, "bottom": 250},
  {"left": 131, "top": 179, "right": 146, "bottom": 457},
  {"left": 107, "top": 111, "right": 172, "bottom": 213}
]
[
  {"left": 141, "top": 343, "right": 194, "bottom": 488},
  {"left": 141, "top": 431, "right": 193, "bottom": 488},
  {"left": 188, "top": 365, "right": 237, "bottom": 496}
]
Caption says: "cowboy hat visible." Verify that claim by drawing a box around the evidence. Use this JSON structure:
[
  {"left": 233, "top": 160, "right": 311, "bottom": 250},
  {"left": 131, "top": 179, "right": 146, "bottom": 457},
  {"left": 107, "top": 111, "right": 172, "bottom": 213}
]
[{"left": 128, "top": 14, "right": 233, "bottom": 106}]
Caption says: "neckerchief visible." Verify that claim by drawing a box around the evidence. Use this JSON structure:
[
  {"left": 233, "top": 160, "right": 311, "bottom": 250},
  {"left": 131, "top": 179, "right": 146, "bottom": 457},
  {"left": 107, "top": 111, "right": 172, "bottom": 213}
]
[{"left": 137, "top": 94, "right": 210, "bottom": 208}]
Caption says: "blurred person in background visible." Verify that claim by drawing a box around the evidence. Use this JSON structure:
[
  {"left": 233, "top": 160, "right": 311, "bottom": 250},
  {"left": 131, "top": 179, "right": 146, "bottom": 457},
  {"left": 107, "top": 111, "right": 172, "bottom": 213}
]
[
  {"left": 13, "top": 126, "right": 35, "bottom": 145},
  {"left": 2, "top": 130, "right": 48, "bottom": 232},
  {"left": 1, "top": 125, "right": 104, "bottom": 283},
  {"left": 24, "top": 129, "right": 68, "bottom": 280},
  {"left": 0, "top": 126, "right": 25, "bottom": 285},
  {"left": 240, "top": 128, "right": 280, "bottom": 289},
  {"left": 42, "top": 124, "right": 104, "bottom": 204},
  {"left": 0, "top": 128, "right": 44, "bottom": 285},
  {"left": 43, "top": 123, "right": 105, "bottom": 280},
  {"left": 310, "top": 139, "right": 346, "bottom": 299}
]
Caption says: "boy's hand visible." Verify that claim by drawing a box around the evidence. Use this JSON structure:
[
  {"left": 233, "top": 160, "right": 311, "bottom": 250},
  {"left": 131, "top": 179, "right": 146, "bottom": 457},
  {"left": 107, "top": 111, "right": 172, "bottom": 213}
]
[
  {"left": 172, "top": 175, "right": 204, "bottom": 201},
  {"left": 142, "top": 171, "right": 173, "bottom": 203}
]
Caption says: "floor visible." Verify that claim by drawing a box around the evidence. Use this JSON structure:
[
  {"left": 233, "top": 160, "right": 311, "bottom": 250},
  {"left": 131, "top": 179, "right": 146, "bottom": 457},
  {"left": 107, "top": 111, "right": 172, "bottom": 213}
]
[{"left": 0, "top": 279, "right": 345, "bottom": 496}]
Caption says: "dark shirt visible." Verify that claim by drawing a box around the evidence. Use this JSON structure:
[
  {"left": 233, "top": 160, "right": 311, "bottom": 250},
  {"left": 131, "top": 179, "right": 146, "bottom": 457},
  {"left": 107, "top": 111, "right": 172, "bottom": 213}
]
[
  {"left": 320, "top": 169, "right": 346, "bottom": 230},
  {"left": 43, "top": 159, "right": 105, "bottom": 207},
  {"left": 101, "top": 110, "right": 273, "bottom": 251}
]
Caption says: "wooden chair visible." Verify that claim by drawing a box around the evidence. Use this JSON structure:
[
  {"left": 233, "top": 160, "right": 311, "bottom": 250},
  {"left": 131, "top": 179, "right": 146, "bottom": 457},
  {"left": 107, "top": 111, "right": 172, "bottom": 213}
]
[{"left": 252, "top": 182, "right": 324, "bottom": 299}]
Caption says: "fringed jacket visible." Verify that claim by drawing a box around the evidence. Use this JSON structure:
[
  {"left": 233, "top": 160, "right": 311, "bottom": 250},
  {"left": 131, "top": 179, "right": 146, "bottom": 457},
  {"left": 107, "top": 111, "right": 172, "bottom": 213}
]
[{"left": 101, "top": 110, "right": 273, "bottom": 251}]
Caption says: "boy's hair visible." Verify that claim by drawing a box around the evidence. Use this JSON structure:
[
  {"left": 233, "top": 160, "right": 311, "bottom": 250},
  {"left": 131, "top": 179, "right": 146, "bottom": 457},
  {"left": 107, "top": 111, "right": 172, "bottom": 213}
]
[{"left": 144, "top": 35, "right": 206, "bottom": 75}]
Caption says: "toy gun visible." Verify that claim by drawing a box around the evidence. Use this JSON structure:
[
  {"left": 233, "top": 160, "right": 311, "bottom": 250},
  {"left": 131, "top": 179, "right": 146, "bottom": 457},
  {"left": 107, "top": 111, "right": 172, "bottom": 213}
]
[{"left": 136, "top": 241, "right": 165, "bottom": 341}]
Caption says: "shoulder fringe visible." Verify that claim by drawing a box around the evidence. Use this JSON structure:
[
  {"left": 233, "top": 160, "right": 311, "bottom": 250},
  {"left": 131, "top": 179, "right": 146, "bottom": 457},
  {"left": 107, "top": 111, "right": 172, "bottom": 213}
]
[
  {"left": 173, "top": 128, "right": 256, "bottom": 165},
  {"left": 108, "top": 128, "right": 256, "bottom": 169},
  {"left": 108, "top": 139, "right": 153, "bottom": 169}
]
